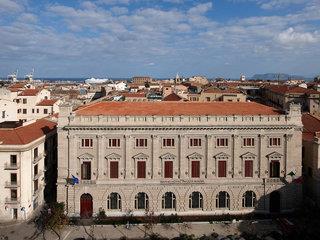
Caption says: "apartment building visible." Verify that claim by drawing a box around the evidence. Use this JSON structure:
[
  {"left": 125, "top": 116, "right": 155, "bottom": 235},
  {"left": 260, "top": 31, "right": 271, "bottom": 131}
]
[
  {"left": 57, "top": 101, "right": 302, "bottom": 218},
  {"left": 0, "top": 118, "right": 57, "bottom": 221},
  {"left": 132, "top": 76, "right": 152, "bottom": 85},
  {"left": 302, "top": 113, "right": 320, "bottom": 206},
  {"left": 199, "top": 88, "right": 247, "bottom": 102},
  {"left": 0, "top": 88, "right": 17, "bottom": 123},
  {"left": 262, "top": 85, "right": 320, "bottom": 115}
]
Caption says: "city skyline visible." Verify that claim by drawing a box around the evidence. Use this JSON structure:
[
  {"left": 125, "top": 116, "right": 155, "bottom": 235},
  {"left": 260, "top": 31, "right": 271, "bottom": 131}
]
[{"left": 0, "top": 0, "right": 319, "bottom": 78}]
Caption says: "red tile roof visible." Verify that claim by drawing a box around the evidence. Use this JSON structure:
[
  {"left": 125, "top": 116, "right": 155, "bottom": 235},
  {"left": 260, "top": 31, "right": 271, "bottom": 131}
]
[
  {"left": 75, "top": 102, "right": 281, "bottom": 116},
  {"left": 163, "top": 93, "right": 182, "bottom": 101},
  {"left": 203, "top": 88, "right": 242, "bottom": 94},
  {"left": 18, "top": 89, "right": 40, "bottom": 96},
  {"left": 36, "top": 99, "right": 58, "bottom": 106},
  {"left": 0, "top": 119, "right": 56, "bottom": 145},
  {"left": 265, "top": 85, "right": 320, "bottom": 95},
  {"left": 302, "top": 113, "right": 320, "bottom": 141}
]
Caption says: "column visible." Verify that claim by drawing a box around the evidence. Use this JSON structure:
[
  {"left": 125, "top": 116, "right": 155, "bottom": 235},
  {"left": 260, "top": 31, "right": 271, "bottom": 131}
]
[
  {"left": 232, "top": 134, "right": 239, "bottom": 178},
  {"left": 179, "top": 135, "right": 186, "bottom": 179},
  {"left": 151, "top": 135, "right": 159, "bottom": 179},
  {"left": 205, "top": 135, "right": 212, "bottom": 178},
  {"left": 125, "top": 135, "right": 132, "bottom": 179},
  {"left": 258, "top": 134, "right": 266, "bottom": 178},
  {"left": 96, "top": 135, "right": 104, "bottom": 180}
]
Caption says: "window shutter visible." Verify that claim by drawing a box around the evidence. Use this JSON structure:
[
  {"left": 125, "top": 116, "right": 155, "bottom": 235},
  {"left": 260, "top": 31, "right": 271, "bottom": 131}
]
[
  {"left": 218, "top": 161, "right": 227, "bottom": 177},
  {"left": 164, "top": 161, "right": 173, "bottom": 178},
  {"left": 245, "top": 160, "right": 253, "bottom": 177},
  {"left": 191, "top": 161, "right": 200, "bottom": 178},
  {"left": 137, "top": 161, "right": 146, "bottom": 178},
  {"left": 110, "top": 161, "right": 119, "bottom": 178}
]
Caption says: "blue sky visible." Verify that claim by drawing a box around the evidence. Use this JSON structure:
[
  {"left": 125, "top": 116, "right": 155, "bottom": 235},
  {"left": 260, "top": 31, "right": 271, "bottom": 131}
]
[{"left": 0, "top": 0, "right": 319, "bottom": 78}]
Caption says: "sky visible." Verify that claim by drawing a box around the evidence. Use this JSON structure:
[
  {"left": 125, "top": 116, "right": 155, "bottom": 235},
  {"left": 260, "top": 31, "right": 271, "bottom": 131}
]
[{"left": 0, "top": 0, "right": 319, "bottom": 78}]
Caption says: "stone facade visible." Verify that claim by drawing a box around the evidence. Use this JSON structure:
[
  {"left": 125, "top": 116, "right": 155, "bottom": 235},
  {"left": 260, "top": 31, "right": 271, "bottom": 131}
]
[{"left": 57, "top": 103, "right": 303, "bottom": 217}]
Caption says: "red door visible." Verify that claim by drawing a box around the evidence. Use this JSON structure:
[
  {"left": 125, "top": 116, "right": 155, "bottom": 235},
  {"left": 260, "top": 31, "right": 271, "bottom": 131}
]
[
  {"left": 110, "top": 161, "right": 119, "bottom": 178},
  {"left": 164, "top": 161, "right": 173, "bottom": 178},
  {"left": 245, "top": 160, "right": 253, "bottom": 177},
  {"left": 137, "top": 161, "right": 146, "bottom": 178},
  {"left": 80, "top": 194, "right": 93, "bottom": 218},
  {"left": 218, "top": 161, "right": 227, "bottom": 177},
  {"left": 191, "top": 161, "right": 200, "bottom": 178}
]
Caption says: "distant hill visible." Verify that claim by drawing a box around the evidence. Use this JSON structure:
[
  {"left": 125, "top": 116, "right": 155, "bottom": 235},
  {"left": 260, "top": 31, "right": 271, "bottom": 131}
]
[{"left": 251, "top": 73, "right": 305, "bottom": 81}]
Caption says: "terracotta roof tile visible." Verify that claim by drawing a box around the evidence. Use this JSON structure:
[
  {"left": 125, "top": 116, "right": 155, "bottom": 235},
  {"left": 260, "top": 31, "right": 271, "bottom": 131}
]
[
  {"left": 75, "top": 101, "right": 281, "bottom": 116},
  {"left": 18, "top": 89, "right": 40, "bottom": 96},
  {"left": 163, "top": 93, "right": 182, "bottom": 101},
  {"left": 265, "top": 85, "right": 320, "bottom": 95},
  {"left": 122, "top": 92, "right": 146, "bottom": 98},
  {"left": 36, "top": 99, "right": 58, "bottom": 106},
  {"left": 0, "top": 119, "right": 56, "bottom": 145}
]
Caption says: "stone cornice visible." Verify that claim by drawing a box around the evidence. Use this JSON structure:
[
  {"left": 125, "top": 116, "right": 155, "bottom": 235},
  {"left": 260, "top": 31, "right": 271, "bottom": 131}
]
[{"left": 62, "top": 125, "right": 296, "bottom": 131}]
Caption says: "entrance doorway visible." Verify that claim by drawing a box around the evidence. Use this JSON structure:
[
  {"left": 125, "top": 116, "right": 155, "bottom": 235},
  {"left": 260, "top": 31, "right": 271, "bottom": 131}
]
[
  {"left": 269, "top": 191, "right": 281, "bottom": 213},
  {"left": 80, "top": 194, "right": 93, "bottom": 218}
]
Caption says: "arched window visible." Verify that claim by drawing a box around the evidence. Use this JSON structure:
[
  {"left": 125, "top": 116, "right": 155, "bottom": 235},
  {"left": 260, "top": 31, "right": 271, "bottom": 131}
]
[
  {"left": 107, "top": 192, "right": 121, "bottom": 210},
  {"left": 242, "top": 191, "right": 256, "bottom": 208},
  {"left": 162, "top": 192, "right": 176, "bottom": 210},
  {"left": 189, "top": 191, "right": 203, "bottom": 209},
  {"left": 216, "top": 191, "right": 230, "bottom": 209},
  {"left": 135, "top": 192, "right": 149, "bottom": 210}
]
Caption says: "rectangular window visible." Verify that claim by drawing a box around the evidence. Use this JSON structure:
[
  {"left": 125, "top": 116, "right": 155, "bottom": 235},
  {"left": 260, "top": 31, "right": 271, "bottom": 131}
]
[
  {"left": 34, "top": 179, "right": 38, "bottom": 192},
  {"left": 33, "top": 147, "right": 38, "bottom": 158},
  {"left": 217, "top": 138, "right": 228, "bottom": 147},
  {"left": 23, "top": 98, "right": 27, "bottom": 104},
  {"left": 270, "top": 161, "right": 280, "bottom": 178},
  {"left": 136, "top": 138, "right": 147, "bottom": 147},
  {"left": 81, "top": 161, "right": 91, "bottom": 180},
  {"left": 16, "top": 99, "right": 20, "bottom": 104},
  {"left": 81, "top": 139, "right": 93, "bottom": 148},
  {"left": 137, "top": 161, "right": 146, "bottom": 178},
  {"left": 269, "top": 137, "right": 281, "bottom": 146},
  {"left": 163, "top": 138, "right": 175, "bottom": 147},
  {"left": 191, "top": 161, "right": 200, "bottom": 178},
  {"left": 2, "top": 111, "right": 5, "bottom": 118},
  {"left": 108, "top": 139, "right": 120, "bottom": 148},
  {"left": 34, "top": 164, "right": 38, "bottom": 176},
  {"left": 23, "top": 109, "right": 27, "bottom": 114},
  {"left": 10, "top": 155, "right": 17, "bottom": 166},
  {"left": 110, "top": 161, "right": 119, "bottom": 178},
  {"left": 243, "top": 138, "right": 255, "bottom": 147},
  {"left": 43, "top": 108, "right": 48, "bottom": 114},
  {"left": 190, "top": 138, "right": 202, "bottom": 147},
  {"left": 32, "top": 109, "right": 35, "bottom": 114},
  {"left": 11, "top": 173, "right": 17, "bottom": 184},
  {"left": 244, "top": 160, "right": 253, "bottom": 177},
  {"left": 11, "top": 189, "right": 17, "bottom": 200},
  {"left": 218, "top": 161, "right": 227, "bottom": 177},
  {"left": 164, "top": 161, "right": 173, "bottom": 178},
  {"left": 36, "top": 109, "right": 39, "bottom": 113},
  {"left": 206, "top": 97, "right": 210, "bottom": 102},
  {"left": 17, "top": 109, "right": 21, "bottom": 114}
]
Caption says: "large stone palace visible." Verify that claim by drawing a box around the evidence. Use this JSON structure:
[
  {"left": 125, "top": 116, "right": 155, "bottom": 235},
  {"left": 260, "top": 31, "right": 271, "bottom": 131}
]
[{"left": 57, "top": 102, "right": 302, "bottom": 218}]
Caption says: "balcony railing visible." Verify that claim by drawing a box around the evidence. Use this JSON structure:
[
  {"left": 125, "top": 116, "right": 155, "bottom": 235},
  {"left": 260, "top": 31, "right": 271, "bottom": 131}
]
[
  {"left": 4, "top": 162, "right": 20, "bottom": 170},
  {"left": 5, "top": 197, "right": 20, "bottom": 204},
  {"left": 33, "top": 170, "right": 43, "bottom": 180},
  {"left": 80, "top": 180, "right": 96, "bottom": 184},
  {"left": 33, "top": 153, "right": 45, "bottom": 163},
  {"left": 5, "top": 181, "right": 20, "bottom": 188}
]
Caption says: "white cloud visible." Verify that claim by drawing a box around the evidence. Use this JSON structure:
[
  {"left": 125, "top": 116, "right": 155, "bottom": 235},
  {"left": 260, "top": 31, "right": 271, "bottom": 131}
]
[
  {"left": 0, "top": 0, "right": 23, "bottom": 12},
  {"left": 277, "top": 27, "right": 319, "bottom": 45},
  {"left": 259, "top": 0, "right": 308, "bottom": 10}
]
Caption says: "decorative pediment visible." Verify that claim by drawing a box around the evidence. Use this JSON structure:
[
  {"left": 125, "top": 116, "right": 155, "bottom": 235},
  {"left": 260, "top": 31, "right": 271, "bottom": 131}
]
[
  {"left": 266, "top": 151, "right": 283, "bottom": 159},
  {"left": 77, "top": 153, "right": 94, "bottom": 160},
  {"left": 105, "top": 153, "right": 121, "bottom": 160},
  {"left": 214, "top": 152, "right": 230, "bottom": 160},
  {"left": 160, "top": 153, "right": 176, "bottom": 160},
  {"left": 187, "top": 152, "right": 203, "bottom": 160},
  {"left": 240, "top": 152, "right": 257, "bottom": 159},
  {"left": 132, "top": 153, "right": 149, "bottom": 160}
]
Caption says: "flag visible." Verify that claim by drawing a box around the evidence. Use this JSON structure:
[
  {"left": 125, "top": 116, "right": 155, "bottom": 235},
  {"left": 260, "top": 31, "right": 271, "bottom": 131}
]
[{"left": 71, "top": 175, "right": 79, "bottom": 184}]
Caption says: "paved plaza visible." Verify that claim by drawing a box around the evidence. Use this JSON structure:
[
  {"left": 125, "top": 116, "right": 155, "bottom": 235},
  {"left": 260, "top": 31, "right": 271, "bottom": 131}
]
[{"left": 0, "top": 219, "right": 278, "bottom": 240}]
